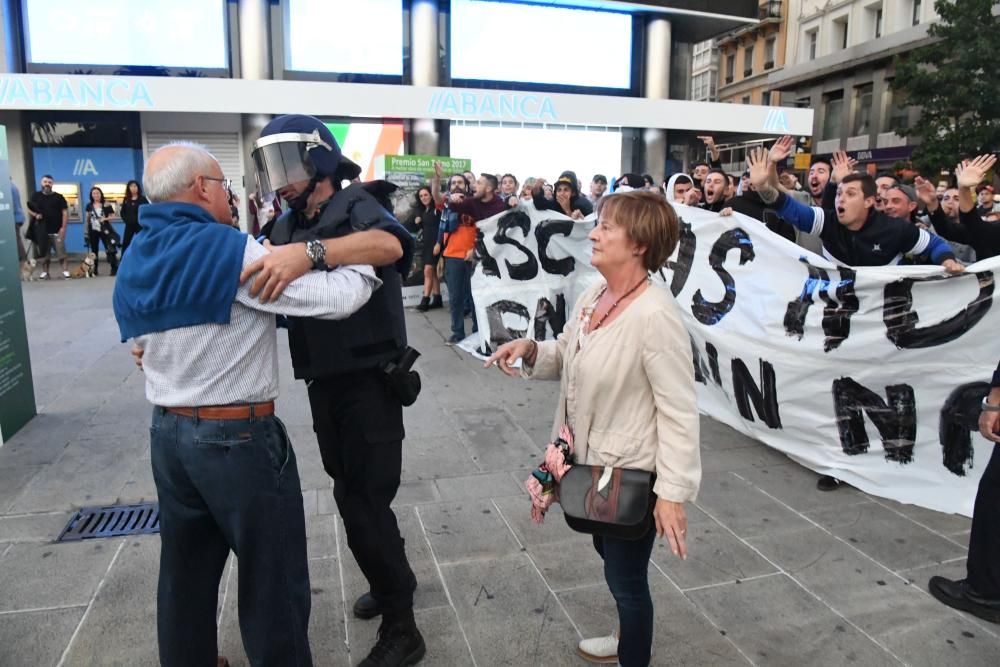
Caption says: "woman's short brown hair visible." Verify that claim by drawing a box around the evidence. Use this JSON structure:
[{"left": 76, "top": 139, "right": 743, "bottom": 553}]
[{"left": 595, "top": 190, "right": 680, "bottom": 272}]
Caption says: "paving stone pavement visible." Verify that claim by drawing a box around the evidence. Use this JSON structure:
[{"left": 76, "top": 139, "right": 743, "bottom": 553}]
[{"left": 0, "top": 277, "right": 997, "bottom": 666}]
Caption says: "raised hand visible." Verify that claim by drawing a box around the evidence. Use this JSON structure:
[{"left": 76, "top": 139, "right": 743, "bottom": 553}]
[
  {"left": 768, "top": 135, "right": 794, "bottom": 164},
  {"left": 433, "top": 160, "right": 443, "bottom": 179},
  {"left": 913, "top": 176, "right": 938, "bottom": 211},
  {"left": 698, "top": 135, "right": 720, "bottom": 160},
  {"left": 831, "top": 150, "right": 857, "bottom": 184},
  {"left": 746, "top": 146, "right": 770, "bottom": 189},
  {"left": 955, "top": 154, "right": 997, "bottom": 190}
]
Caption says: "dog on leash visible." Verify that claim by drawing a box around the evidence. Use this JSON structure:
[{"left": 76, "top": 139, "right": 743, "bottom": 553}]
[
  {"left": 70, "top": 253, "right": 97, "bottom": 279},
  {"left": 20, "top": 256, "right": 37, "bottom": 281}
]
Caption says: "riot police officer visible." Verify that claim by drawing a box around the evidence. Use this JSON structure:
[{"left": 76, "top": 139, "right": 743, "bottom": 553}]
[{"left": 248, "top": 115, "right": 424, "bottom": 666}]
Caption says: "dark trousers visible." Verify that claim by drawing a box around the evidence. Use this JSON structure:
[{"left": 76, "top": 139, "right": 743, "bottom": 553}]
[
  {"left": 122, "top": 221, "right": 140, "bottom": 253},
  {"left": 150, "top": 408, "right": 312, "bottom": 667},
  {"left": 593, "top": 529, "right": 657, "bottom": 667},
  {"left": 968, "top": 443, "right": 1000, "bottom": 598},
  {"left": 87, "top": 226, "right": 119, "bottom": 272},
  {"left": 308, "top": 371, "right": 417, "bottom": 619},
  {"left": 443, "top": 257, "right": 477, "bottom": 339}
]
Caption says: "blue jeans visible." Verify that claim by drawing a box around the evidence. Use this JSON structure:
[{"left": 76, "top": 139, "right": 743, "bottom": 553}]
[
  {"left": 593, "top": 529, "right": 657, "bottom": 667},
  {"left": 444, "top": 257, "right": 476, "bottom": 339},
  {"left": 150, "top": 407, "right": 312, "bottom": 667}
]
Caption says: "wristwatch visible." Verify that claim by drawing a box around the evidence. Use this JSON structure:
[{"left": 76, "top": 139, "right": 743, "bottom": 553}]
[{"left": 305, "top": 240, "right": 326, "bottom": 270}]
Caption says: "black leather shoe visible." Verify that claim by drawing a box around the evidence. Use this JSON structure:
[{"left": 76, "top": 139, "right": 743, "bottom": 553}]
[
  {"left": 929, "top": 576, "right": 1000, "bottom": 624},
  {"left": 358, "top": 619, "right": 425, "bottom": 666},
  {"left": 428, "top": 295, "right": 443, "bottom": 310},
  {"left": 816, "top": 475, "right": 842, "bottom": 491},
  {"left": 353, "top": 592, "right": 382, "bottom": 620},
  {"left": 415, "top": 297, "right": 430, "bottom": 312}
]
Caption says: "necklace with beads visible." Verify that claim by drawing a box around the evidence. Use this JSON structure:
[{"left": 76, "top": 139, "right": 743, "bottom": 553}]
[{"left": 588, "top": 275, "right": 650, "bottom": 333}]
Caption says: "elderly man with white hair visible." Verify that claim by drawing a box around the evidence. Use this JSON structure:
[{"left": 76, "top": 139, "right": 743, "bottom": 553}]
[{"left": 113, "top": 142, "right": 380, "bottom": 667}]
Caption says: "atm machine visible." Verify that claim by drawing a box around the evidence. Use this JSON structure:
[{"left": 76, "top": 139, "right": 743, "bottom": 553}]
[
  {"left": 52, "top": 182, "right": 81, "bottom": 221},
  {"left": 93, "top": 182, "right": 128, "bottom": 219}
]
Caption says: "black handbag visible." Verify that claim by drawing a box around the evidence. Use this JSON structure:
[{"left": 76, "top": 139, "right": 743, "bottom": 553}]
[{"left": 559, "top": 464, "right": 656, "bottom": 540}]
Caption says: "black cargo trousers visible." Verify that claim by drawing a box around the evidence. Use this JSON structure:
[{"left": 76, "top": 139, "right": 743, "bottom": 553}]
[{"left": 307, "top": 368, "right": 418, "bottom": 619}]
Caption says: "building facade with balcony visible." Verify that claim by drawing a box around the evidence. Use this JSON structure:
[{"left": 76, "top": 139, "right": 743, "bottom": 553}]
[
  {"left": 767, "top": 0, "right": 938, "bottom": 169},
  {"left": 689, "top": 39, "right": 719, "bottom": 102},
  {"left": 716, "top": 0, "right": 787, "bottom": 107}
]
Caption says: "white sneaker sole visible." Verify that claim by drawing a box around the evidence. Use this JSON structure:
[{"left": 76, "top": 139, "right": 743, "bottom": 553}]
[{"left": 576, "top": 647, "right": 619, "bottom": 664}]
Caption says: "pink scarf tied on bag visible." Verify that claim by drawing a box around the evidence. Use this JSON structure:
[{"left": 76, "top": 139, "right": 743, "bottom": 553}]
[{"left": 524, "top": 424, "right": 575, "bottom": 523}]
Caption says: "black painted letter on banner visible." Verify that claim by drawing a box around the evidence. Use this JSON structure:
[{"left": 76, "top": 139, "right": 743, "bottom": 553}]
[
  {"left": 486, "top": 300, "right": 530, "bottom": 348},
  {"left": 492, "top": 210, "right": 538, "bottom": 280},
  {"left": 832, "top": 378, "right": 916, "bottom": 462},
  {"left": 731, "top": 357, "right": 782, "bottom": 429},
  {"left": 692, "top": 228, "right": 755, "bottom": 325},
  {"left": 475, "top": 230, "right": 501, "bottom": 278},
  {"left": 882, "top": 271, "right": 994, "bottom": 349},
  {"left": 690, "top": 336, "right": 707, "bottom": 385},
  {"left": 667, "top": 220, "right": 695, "bottom": 297},
  {"left": 939, "top": 382, "right": 992, "bottom": 476},
  {"left": 784, "top": 263, "right": 859, "bottom": 352},
  {"left": 535, "top": 219, "right": 575, "bottom": 276},
  {"left": 534, "top": 294, "right": 567, "bottom": 340},
  {"left": 706, "top": 342, "right": 723, "bottom": 387}
]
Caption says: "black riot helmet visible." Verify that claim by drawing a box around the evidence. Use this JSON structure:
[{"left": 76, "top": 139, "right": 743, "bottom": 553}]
[{"left": 252, "top": 114, "right": 361, "bottom": 211}]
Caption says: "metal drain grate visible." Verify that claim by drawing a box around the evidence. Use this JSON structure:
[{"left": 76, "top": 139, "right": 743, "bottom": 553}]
[{"left": 57, "top": 502, "right": 160, "bottom": 542}]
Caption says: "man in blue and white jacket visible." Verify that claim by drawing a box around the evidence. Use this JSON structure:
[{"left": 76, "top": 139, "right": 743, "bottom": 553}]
[{"left": 747, "top": 144, "right": 965, "bottom": 273}]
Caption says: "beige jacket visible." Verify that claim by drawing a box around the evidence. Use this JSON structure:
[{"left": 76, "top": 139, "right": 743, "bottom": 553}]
[{"left": 524, "top": 280, "right": 701, "bottom": 503}]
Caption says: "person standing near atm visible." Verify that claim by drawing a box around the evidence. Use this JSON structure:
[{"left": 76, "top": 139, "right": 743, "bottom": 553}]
[
  {"left": 120, "top": 179, "right": 149, "bottom": 254},
  {"left": 85, "top": 186, "right": 121, "bottom": 275},
  {"left": 26, "top": 174, "right": 69, "bottom": 279}
]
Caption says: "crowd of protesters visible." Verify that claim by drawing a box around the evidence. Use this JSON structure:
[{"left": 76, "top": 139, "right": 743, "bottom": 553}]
[{"left": 395, "top": 135, "right": 999, "bottom": 350}]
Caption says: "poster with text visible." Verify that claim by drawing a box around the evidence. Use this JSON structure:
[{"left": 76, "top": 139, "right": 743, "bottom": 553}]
[{"left": 0, "top": 125, "right": 37, "bottom": 445}]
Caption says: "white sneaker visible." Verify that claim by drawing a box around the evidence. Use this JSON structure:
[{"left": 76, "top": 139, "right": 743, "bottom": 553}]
[
  {"left": 61, "top": 270, "right": 71, "bottom": 279},
  {"left": 39, "top": 272, "right": 49, "bottom": 280},
  {"left": 577, "top": 632, "right": 618, "bottom": 664}
]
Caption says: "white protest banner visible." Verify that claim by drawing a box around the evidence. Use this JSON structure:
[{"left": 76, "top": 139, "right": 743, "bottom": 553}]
[{"left": 467, "top": 202, "right": 998, "bottom": 516}]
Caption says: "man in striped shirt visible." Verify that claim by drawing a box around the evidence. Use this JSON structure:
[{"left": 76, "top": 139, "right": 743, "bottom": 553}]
[{"left": 113, "top": 142, "right": 380, "bottom": 667}]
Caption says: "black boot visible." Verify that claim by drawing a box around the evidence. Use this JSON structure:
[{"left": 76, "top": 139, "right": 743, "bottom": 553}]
[
  {"left": 108, "top": 252, "right": 119, "bottom": 277},
  {"left": 429, "top": 294, "right": 443, "bottom": 310},
  {"left": 353, "top": 592, "right": 382, "bottom": 620},
  {"left": 415, "top": 297, "right": 430, "bottom": 312},
  {"left": 358, "top": 615, "right": 425, "bottom": 666},
  {"left": 816, "top": 475, "right": 842, "bottom": 491}
]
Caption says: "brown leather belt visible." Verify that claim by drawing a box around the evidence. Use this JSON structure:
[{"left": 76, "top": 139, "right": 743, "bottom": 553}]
[{"left": 165, "top": 402, "right": 275, "bottom": 420}]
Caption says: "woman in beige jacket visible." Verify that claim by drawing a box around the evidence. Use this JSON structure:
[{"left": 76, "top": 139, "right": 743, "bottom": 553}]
[{"left": 485, "top": 190, "right": 701, "bottom": 667}]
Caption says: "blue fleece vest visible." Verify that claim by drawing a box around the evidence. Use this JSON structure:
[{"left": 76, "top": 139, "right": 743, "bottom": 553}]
[{"left": 113, "top": 202, "right": 247, "bottom": 342}]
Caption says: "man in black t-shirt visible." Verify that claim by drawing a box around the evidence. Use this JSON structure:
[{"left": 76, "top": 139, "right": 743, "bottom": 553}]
[{"left": 26, "top": 174, "right": 69, "bottom": 279}]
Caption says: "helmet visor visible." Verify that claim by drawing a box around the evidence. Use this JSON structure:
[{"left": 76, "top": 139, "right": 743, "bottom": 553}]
[{"left": 251, "top": 140, "right": 317, "bottom": 200}]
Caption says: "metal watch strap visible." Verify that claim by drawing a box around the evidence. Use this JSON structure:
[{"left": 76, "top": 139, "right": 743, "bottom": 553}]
[
  {"left": 306, "top": 240, "right": 326, "bottom": 270},
  {"left": 981, "top": 398, "right": 1000, "bottom": 413}
]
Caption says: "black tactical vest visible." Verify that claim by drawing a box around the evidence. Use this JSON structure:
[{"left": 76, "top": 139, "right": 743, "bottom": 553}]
[{"left": 268, "top": 183, "right": 407, "bottom": 379}]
